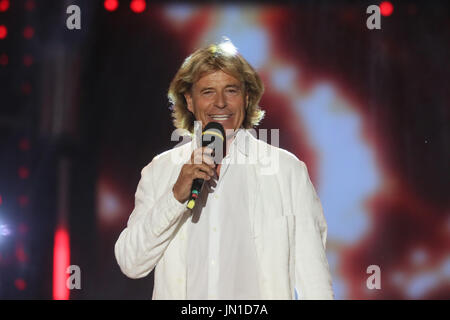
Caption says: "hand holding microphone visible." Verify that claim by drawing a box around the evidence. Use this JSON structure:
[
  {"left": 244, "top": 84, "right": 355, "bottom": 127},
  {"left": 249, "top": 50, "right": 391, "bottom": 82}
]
[
  {"left": 172, "top": 122, "right": 226, "bottom": 208},
  {"left": 172, "top": 146, "right": 216, "bottom": 204}
]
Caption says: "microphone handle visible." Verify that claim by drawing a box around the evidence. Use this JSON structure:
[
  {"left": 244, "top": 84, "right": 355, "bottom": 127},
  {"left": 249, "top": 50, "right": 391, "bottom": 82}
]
[
  {"left": 187, "top": 178, "right": 204, "bottom": 209},
  {"left": 192, "top": 178, "right": 204, "bottom": 193}
]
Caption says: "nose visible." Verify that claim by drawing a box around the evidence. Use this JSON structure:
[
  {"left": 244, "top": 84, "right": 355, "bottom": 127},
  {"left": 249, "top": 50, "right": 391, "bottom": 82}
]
[{"left": 214, "top": 92, "right": 227, "bottom": 109}]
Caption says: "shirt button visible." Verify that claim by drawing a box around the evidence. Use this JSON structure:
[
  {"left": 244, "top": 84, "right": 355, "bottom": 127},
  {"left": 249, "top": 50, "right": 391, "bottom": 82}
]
[
  {"left": 214, "top": 195, "right": 219, "bottom": 199},
  {"left": 211, "top": 260, "right": 215, "bottom": 266},
  {"left": 212, "top": 227, "right": 217, "bottom": 232}
]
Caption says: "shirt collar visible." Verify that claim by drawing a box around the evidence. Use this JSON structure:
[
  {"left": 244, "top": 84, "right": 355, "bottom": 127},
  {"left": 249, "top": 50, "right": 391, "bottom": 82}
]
[{"left": 234, "top": 128, "right": 252, "bottom": 158}]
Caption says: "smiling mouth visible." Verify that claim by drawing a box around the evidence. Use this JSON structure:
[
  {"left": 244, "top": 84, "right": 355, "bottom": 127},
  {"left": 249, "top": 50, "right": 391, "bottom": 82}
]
[{"left": 209, "top": 114, "right": 232, "bottom": 121}]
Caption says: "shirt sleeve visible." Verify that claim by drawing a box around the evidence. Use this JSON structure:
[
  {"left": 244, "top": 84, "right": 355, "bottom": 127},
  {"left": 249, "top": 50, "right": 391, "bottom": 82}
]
[
  {"left": 114, "top": 159, "right": 188, "bottom": 279},
  {"left": 293, "top": 161, "right": 334, "bottom": 299}
]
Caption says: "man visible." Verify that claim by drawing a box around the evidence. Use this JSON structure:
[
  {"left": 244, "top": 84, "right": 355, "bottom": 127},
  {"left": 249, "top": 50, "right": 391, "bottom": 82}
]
[{"left": 114, "top": 39, "right": 334, "bottom": 299}]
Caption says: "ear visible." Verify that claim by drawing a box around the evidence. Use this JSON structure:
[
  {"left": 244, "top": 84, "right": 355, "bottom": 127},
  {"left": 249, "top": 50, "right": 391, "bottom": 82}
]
[
  {"left": 245, "top": 93, "right": 249, "bottom": 109},
  {"left": 184, "top": 92, "right": 194, "bottom": 113}
]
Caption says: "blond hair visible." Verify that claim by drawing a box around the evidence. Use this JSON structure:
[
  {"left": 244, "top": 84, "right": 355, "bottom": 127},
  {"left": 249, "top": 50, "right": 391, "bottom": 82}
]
[{"left": 168, "top": 39, "right": 265, "bottom": 133}]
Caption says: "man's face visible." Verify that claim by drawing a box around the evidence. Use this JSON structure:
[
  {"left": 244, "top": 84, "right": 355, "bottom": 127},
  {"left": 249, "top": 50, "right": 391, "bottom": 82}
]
[{"left": 184, "top": 70, "right": 248, "bottom": 133}]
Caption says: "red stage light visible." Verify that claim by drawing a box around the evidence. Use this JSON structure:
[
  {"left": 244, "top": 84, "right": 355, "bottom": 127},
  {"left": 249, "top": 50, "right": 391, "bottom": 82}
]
[
  {"left": 18, "top": 223, "right": 28, "bottom": 235},
  {"left": 24, "top": 0, "right": 35, "bottom": 11},
  {"left": 0, "top": 53, "right": 7, "bottom": 66},
  {"left": 104, "top": 0, "right": 118, "bottom": 12},
  {"left": 16, "top": 244, "right": 27, "bottom": 262},
  {"left": 130, "top": 0, "right": 146, "bottom": 13},
  {"left": 0, "top": 0, "right": 9, "bottom": 12},
  {"left": 23, "top": 54, "right": 33, "bottom": 67},
  {"left": 21, "top": 82, "right": 32, "bottom": 95},
  {"left": 18, "top": 166, "right": 30, "bottom": 179},
  {"left": 0, "top": 25, "right": 7, "bottom": 39},
  {"left": 18, "top": 195, "right": 29, "bottom": 207},
  {"left": 15, "top": 279, "right": 27, "bottom": 291},
  {"left": 0, "top": 194, "right": 2, "bottom": 205},
  {"left": 53, "top": 227, "right": 70, "bottom": 300},
  {"left": 380, "top": 1, "right": 394, "bottom": 17},
  {"left": 19, "top": 138, "right": 30, "bottom": 150},
  {"left": 23, "top": 26, "right": 34, "bottom": 39}
]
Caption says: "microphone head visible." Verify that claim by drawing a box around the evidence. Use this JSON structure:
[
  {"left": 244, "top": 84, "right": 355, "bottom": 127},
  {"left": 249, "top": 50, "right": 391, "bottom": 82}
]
[{"left": 202, "top": 122, "right": 226, "bottom": 163}]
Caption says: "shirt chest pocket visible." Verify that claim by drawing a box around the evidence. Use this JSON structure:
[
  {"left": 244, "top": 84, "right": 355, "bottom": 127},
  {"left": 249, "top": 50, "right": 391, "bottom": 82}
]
[
  {"left": 252, "top": 194, "right": 294, "bottom": 241},
  {"left": 249, "top": 170, "right": 295, "bottom": 239}
]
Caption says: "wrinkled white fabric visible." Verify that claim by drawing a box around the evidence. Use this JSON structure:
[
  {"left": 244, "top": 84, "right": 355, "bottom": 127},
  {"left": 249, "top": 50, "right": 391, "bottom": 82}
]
[
  {"left": 186, "top": 130, "right": 260, "bottom": 299},
  {"left": 115, "top": 129, "right": 334, "bottom": 300}
]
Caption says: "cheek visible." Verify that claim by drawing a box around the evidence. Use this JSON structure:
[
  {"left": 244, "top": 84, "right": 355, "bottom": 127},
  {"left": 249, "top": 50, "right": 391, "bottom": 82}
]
[
  {"left": 233, "top": 107, "right": 246, "bottom": 125},
  {"left": 237, "top": 103, "right": 246, "bottom": 117},
  {"left": 191, "top": 99, "right": 208, "bottom": 115}
]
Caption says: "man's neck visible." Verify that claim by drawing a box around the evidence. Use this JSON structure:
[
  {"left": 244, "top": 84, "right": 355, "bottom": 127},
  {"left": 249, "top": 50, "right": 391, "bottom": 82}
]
[
  {"left": 224, "top": 127, "right": 241, "bottom": 157},
  {"left": 217, "top": 128, "right": 240, "bottom": 176}
]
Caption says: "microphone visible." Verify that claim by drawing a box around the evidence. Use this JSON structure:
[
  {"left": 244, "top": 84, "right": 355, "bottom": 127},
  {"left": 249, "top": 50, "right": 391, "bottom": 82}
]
[{"left": 187, "top": 122, "right": 226, "bottom": 210}]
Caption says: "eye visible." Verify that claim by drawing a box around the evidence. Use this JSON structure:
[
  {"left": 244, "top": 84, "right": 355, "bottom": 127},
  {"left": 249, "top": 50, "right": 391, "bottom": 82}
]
[
  {"left": 226, "top": 88, "right": 239, "bottom": 94},
  {"left": 202, "top": 90, "right": 214, "bottom": 96}
]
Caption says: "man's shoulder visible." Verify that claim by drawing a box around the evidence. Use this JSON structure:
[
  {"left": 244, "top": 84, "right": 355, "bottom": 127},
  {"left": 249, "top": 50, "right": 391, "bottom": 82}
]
[
  {"left": 154, "top": 139, "right": 192, "bottom": 161},
  {"left": 142, "top": 139, "right": 193, "bottom": 174},
  {"left": 251, "top": 137, "right": 312, "bottom": 196},
  {"left": 252, "top": 134, "right": 306, "bottom": 171}
]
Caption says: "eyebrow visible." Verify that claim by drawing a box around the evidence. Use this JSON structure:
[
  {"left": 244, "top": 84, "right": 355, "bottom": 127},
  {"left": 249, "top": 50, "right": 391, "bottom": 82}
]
[{"left": 225, "top": 84, "right": 241, "bottom": 90}]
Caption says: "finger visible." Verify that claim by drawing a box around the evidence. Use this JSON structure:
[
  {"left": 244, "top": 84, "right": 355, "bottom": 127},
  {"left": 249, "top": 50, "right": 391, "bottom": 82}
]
[
  {"left": 191, "top": 148, "right": 205, "bottom": 164},
  {"left": 195, "top": 163, "right": 215, "bottom": 177},
  {"left": 203, "top": 147, "right": 214, "bottom": 155},
  {"left": 202, "top": 154, "right": 215, "bottom": 167},
  {"left": 192, "top": 150, "right": 215, "bottom": 167},
  {"left": 193, "top": 167, "right": 212, "bottom": 180},
  {"left": 192, "top": 152, "right": 209, "bottom": 166}
]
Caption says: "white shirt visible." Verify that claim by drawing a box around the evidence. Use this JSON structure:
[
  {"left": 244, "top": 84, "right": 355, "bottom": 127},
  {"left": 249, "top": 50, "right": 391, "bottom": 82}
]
[
  {"left": 186, "top": 130, "right": 261, "bottom": 299},
  {"left": 114, "top": 128, "right": 334, "bottom": 300}
]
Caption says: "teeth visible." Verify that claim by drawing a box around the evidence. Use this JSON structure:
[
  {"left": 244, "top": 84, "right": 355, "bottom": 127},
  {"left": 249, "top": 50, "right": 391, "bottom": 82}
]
[{"left": 210, "top": 115, "right": 231, "bottom": 120}]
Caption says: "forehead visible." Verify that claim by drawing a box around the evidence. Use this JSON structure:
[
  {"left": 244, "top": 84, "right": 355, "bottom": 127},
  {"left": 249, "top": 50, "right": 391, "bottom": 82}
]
[{"left": 194, "top": 70, "right": 242, "bottom": 88}]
